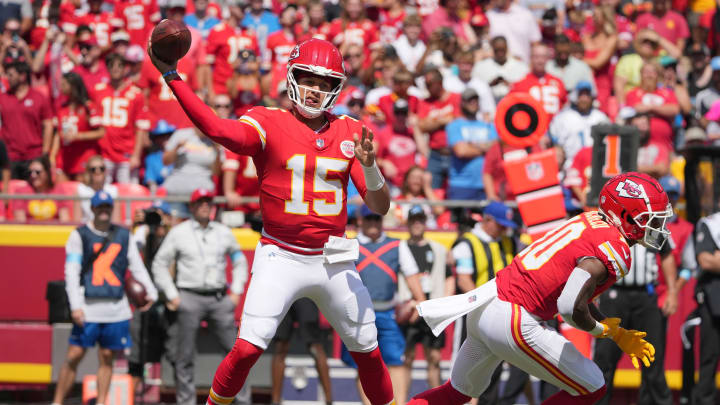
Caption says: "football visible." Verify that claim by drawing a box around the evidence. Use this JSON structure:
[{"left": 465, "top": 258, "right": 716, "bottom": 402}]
[
  {"left": 394, "top": 300, "right": 416, "bottom": 325},
  {"left": 125, "top": 275, "right": 149, "bottom": 308},
  {"left": 150, "top": 19, "right": 191, "bottom": 64}
]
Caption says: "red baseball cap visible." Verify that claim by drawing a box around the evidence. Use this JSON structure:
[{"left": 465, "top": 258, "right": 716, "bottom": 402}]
[
  {"left": 470, "top": 9, "right": 488, "bottom": 27},
  {"left": 190, "top": 188, "right": 215, "bottom": 203}
]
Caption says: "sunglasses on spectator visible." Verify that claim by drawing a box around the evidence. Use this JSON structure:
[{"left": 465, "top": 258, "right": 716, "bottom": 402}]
[
  {"left": 29, "top": 169, "right": 43, "bottom": 175},
  {"left": 214, "top": 104, "right": 232, "bottom": 109},
  {"left": 642, "top": 39, "right": 658, "bottom": 47},
  {"left": 89, "top": 166, "right": 106, "bottom": 173},
  {"left": 344, "top": 53, "right": 363, "bottom": 60}
]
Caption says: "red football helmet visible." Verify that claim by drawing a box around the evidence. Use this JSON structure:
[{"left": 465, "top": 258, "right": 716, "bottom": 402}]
[
  {"left": 286, "top": 38, "right": 346, "bottom": 118},
  {"left": 598, "top": 172, "right": 672, "bottom": 249}
]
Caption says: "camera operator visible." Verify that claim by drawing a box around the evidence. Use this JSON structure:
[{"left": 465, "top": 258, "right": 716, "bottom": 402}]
[
  {"left": 227, "top": 49, "right": 261, "bottom": 116},
  {"left": 128, "top": 201, "right": 174, "bottom": 397},
  {"left": 0, "top": 19, "right": 32, "bottom": 69}
]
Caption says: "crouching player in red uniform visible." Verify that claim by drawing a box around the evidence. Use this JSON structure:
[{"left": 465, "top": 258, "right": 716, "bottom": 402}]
[
  {"left": 409, "top": 173, "right": 673, "bottom": 405},
  {"left": 148, "top": 38, "right": 397, "bottom": 405}
]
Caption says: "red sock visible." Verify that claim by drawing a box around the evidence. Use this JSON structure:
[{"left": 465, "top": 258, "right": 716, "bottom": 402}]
[
  {"left": 541, "top": 385, "right": 606, "bottom": 405},
  {"left": 349, "top": 348, "right": 394, "bottom": 405},
  {"left": 206, "top": 339, "right": 264, "bottom": 405},
  {"left": 406, "top": 380, "right": 471, "bottom": 405}
]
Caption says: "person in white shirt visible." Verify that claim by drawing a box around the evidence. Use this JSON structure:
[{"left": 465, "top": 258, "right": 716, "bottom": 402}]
[
  {"left": 52, "top": 190, "right": 157, "bottom": 405},
  {"left": 473, "top": 36, "right": 529, "bottom": 104},
  {"left": 486, "top": 0, "right": 541, "bottom": 63},
  {"left": 549, "top": 81, "right": 609, "bottom": 170},
  {"left": 443, "top": 50, "right": 496, "bottom": 121},
  {"left": 392, "top": 14, "right": 427, "bottom": 73},
  {"left": 546, "top": 34, "right": 596, "bottom": 95}
]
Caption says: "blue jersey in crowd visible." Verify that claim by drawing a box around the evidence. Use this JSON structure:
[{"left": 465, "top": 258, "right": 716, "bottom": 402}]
[{"left": 446, "top": 118, "right": 498, "bottom": 190}]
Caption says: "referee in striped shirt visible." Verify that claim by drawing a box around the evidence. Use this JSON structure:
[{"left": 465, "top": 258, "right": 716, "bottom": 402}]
[{"left": 593, "top": 242, "right": 678, "bottom": 405}]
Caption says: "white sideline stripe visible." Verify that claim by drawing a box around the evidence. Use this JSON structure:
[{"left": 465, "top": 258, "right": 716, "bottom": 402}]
[{"left": 515, "top": 185, "right": 563, "bottom": 204}]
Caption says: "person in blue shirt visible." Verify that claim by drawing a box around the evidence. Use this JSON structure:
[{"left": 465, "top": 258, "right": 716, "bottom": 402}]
[
  {"left": 183, "top": 0, "right": 220, "bottom": 39},
  {"left": 446, "top": 88, "right": 498, "bottom": 221},
  {"left": 241, "top": 0, "right": 281, "bottom": 65},
  {"left": 144, "top": 120, "right": 175, "bottom": 193}
]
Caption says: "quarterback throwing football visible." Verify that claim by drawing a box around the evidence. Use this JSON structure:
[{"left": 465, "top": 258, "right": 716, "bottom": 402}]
[
  {"left": 148, "top": 39, "right": 401, "bottom": 405},
  {"left": 408, "top": 173, "right": 673, "bottom": 405}
]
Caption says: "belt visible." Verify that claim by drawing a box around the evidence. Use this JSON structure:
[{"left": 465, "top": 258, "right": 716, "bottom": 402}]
[
  {"left": 179, "top": 288, "right": 226, "bottom": 297},
  {"left": 431, "top": 147, "right": 451, "bottom": 155},
  {"left": 612, "top": 285, "right": 651, "bottom": 291}
]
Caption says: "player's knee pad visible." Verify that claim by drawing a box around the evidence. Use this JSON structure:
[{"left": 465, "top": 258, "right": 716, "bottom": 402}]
[
  {"left": 343, "top": 321, "right": 378, "bottom": 352},
  {"left": 237, "top": 313, "right": 280, "bottom": 350}
]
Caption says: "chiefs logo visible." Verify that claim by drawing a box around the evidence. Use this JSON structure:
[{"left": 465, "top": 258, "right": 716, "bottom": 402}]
[
  {"left": 615, "top": 179, "right": 646, "bottom": 199},
  {"left": 288, "top": 45, "right": 300, "bottom": 61}
]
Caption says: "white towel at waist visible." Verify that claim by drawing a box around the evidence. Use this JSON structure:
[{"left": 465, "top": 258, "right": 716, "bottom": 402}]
[{"left": 416, "top": 279, "right": 498, "bottom": 337}]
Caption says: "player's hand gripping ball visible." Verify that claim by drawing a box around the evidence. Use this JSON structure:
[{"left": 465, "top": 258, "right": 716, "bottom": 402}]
[
  {"left": 150, "top": 19, "right": 191, "bottom": 63},
  {"left": 125, "top": 276, "right": 149, "bottom": 308}
]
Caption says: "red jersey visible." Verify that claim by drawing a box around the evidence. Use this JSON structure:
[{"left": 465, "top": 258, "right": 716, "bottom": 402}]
[
  {"left": 563, "top": 146, "right": 592, "bottom": 200},
  {"left": 91, "top": 82, "right": 150, "bottom": 162},
  {"left": 378, "top": 9, "right": 406, "bottom": 44},
  {"left": 9, "top": 184, "right": 72, "bottom": 221},
  {"left": 112, "top": 0, "right": 161, "bottom": 47},
  {"left": 206, "top": 22, "right": 260, "bottom": 95},
  {"left": 328, "top": 19, "right": 379, "bottom": 49},
  {"left": 377, "top": 126, "right": 417, "bottom": 187},
  {"left": 417, "top": 93, "right": 461, "bottom": 149},
  {"left": 511, "top": 73, "right": 567, "bottom": 119},
  {"left": 295, "top": 22, "right": 332, "bottom": 42},
  {"left": 377, "top": 93, "right": 419, "bottom": 129},
  {"left": 137, "top": 58, "right": 194, "bottom": 129},
  {"left": 77, "top": 11, "right": 115, "bottom": 48},
  {"left": 496, "top": 211, "right": 632, "bottom": 320},
  {"left": 234, "top": 107, "right": 370, "bottom": 253},
  {"left": 55, "top": 102, "right": 102, "bottom": 175},
  {"left": 223, "top": 149, "right": 260, "bottom": 213},
  {"left": 625, "top": 87, "right": 678, "bottom": 149},
  {"left": 266, "top": 30, "right": 296, "bottom": 99}
]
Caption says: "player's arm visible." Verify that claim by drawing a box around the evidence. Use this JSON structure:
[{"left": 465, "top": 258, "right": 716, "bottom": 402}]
[
  {"left": 556, "top": 257, "right": 610, "bottom": 335},
  {"left": 351, "top": 126, "right": 390, "bottom": 215},
  {"left": 147, "top": 46, "right": 262, "bottom": 155}
]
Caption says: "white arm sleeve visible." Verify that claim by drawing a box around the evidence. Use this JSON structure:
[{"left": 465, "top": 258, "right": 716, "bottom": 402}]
[
  {"left": 452, "top": 242, "right": 474, "bottom": 275},
  {"left": 556, "top": 267, "right": 591, "bottom": 330},
  {"left": 64, "top": 230, "right": 84, "bottom": 311}
]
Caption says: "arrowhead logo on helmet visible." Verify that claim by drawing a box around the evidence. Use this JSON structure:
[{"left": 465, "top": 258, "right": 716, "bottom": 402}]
[{"left": 615, "top": 179, "right": 646, "bottom": 199}]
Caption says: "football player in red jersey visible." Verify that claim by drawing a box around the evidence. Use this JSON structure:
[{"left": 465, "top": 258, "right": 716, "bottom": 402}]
[
  {"left": 148, "top": 38, "right": 397, "bottom": 405},
  {"left": 407, "top": 173, "right": 673, "bottom": 405}
]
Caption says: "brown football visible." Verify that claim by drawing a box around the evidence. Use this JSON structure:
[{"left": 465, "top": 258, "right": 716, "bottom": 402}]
[
  {"left": 150, "top": 19, "right": 191, "bottom": 63},
  {"left": 394, "top": 300, "right": 416, "bottom": 325},
  {"left": 125, "top": 275, "right": 149, "bottom": 308}
]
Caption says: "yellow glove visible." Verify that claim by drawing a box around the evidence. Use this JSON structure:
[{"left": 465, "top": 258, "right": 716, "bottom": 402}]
[
  {"left": 592, "top": 317, "right": 622, "bottom": 338},
  {"left": 612, "top": 328, "right": 656, "bottom": 369}
]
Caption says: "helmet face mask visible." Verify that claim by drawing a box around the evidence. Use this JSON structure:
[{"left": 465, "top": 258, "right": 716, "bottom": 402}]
[
  {"left": 598, "top": 172, "right": 672, "bottom": 250},
  {"left": 285, "top": 39, "right": 347, "bottom": 119},
  {"left": 287, "top": 65, "right": 345, "bottom": 118},
  {"left": 631, "top": 203, "right": 673, "bottom": 250}
]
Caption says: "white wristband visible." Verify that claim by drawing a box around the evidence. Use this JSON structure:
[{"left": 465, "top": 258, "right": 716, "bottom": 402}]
[
  {"left": 590, "top": 321, "right": 606, "bottom": 337},
  {"left": 362, "top": 161, "right": 385, "bottom": 191}
]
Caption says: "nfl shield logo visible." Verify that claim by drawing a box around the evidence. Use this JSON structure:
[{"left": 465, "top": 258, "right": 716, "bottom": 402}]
[
  {"left": 316, "top": 138, "right": 325, "bottom": 148},
  {"left": 468, "top": 295, "right": 477, "bottom": 303},
  {"left": 525, "top": 162, "right": 544, "bottom": 181}
]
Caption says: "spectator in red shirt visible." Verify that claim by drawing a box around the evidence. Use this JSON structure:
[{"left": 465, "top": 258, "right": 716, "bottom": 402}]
[
  {"left": 77, "top": 0, "right": 116, "bottom": 52},
  {"left": 329, "top": 0, "right": 380, "bottom": 56},
  {"left": 0, "top": 61, "right": 53, "bottom": 179},
  {"left": 10, "top": 156, "right": 71, "bottom": 223},
  {"left": 265, "top": 6, "right": 298, "bottom": 100},
  {"left": 205, "top": 2, "right": 259, "bottom": 97},
  {"left": 582, "top": 5, "right": 620, "bottom": 113},
  {"left": 625, "top": 62, "right": 680, "bottom": 149},
  {"left": 112, "top": 0, "right": 161, "bottom": 47},
  {"left": 376, "top": 69, "right": 419, "bottom": 130},
  {"left": 635, "top": 0, "right": 689, "bottom": 58},
  {"left": 377, "top": 98, "right": 419, "bottom": 189},
  {"left": 295, "top": 0, "right": 332, "bottom": 43},
  {"left": 93, "top": 53, "right": 150, "bottom": 184},
  {"left": 55, "top": 72, "right": 104, "bottom": 181},
  {"left": 228, "top": 49, "right": 262, "bottom": 117},
  {"left": 416, "top": 68, "right": 461, "bottom": 189},
  {"left": 511, "top": 43, "right": 567, "bottom": 120},
  {"left": 71, "top": 26, "right": 110, "bottom": 91},
  {"left": 620, "top": 107, "right": 671, "bottom": 179}
]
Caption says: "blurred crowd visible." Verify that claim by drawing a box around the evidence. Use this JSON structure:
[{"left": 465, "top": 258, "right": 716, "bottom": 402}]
[{"left": 0, "top": 0, "right": 717, "bottom": 228}]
